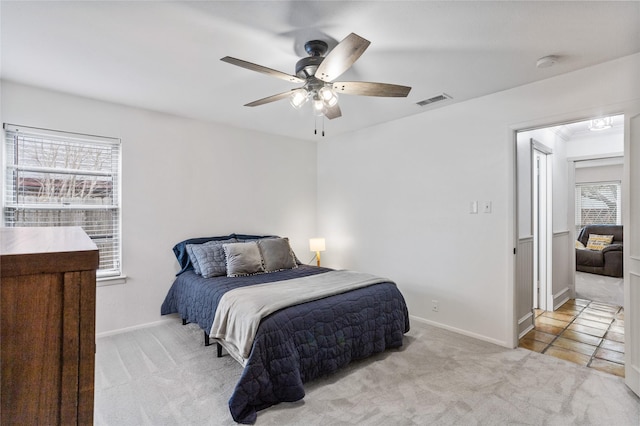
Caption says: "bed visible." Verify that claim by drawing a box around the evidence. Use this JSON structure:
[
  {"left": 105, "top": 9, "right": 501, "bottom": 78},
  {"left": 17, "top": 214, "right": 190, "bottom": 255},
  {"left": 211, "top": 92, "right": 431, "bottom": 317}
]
[{"left": 161, "top": 234, "right": 410, "bottom": 423}]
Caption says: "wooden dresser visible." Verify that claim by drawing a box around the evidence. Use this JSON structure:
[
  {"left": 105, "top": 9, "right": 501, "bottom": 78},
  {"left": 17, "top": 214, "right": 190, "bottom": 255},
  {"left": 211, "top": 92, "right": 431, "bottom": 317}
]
[{"left": 1, "top": 226, "right": 99, "bottom": 425}]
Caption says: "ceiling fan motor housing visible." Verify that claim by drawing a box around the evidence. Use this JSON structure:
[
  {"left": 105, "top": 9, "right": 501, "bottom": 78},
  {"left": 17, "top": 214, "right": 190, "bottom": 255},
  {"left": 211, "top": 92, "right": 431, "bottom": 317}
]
[
  {"left": 305, "top": 40, "right": 328, "bottom": 56},
  {"left": 296, "top": 40, "right": 329, "bottom": 78},
  {"left": 296, "top": 56, "right": 324, "bottom": 78}
]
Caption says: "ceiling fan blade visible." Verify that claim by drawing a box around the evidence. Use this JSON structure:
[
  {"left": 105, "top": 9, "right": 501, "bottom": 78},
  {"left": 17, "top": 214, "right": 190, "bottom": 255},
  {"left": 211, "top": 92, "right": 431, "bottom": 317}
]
[
  {"left": 221, "top": 56, "right": 305, "bottom": 84},
  {"left": 315, "top": 33, "right": 370, "bottom": 82},
  {"left": 324, "top": 104, "right": 342, "bottom": 120},
  {"left": 333, "top": 81, "right": 411, "bottom": 97},
  {"left": 245, "top": 90, "right": 295, "bottom": 107}
]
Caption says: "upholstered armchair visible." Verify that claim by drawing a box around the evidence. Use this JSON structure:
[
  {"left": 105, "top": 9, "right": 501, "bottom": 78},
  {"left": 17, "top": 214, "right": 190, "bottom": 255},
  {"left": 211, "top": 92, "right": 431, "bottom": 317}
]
[{"left": 575, "top": 224, "right": 623, "bottom": 278}]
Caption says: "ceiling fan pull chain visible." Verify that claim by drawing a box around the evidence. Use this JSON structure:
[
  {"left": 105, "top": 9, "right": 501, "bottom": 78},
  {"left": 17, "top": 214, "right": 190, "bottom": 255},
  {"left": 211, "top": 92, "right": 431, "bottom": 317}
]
[
  {"left": 322, "top": 116, "right": 325, "bottom": 137},
  {"left": 314, "top": 116, "right": 317, "bottom": 135}
]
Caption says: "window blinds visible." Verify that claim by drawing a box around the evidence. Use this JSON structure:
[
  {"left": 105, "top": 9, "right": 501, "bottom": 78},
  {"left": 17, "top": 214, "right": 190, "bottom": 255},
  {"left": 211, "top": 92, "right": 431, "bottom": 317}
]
[
  {"left": 3, "top": 124, "right": 122, "bottom": 278},
  {"left": 575, "top": 182, "right": 622, "bottom": 234}
]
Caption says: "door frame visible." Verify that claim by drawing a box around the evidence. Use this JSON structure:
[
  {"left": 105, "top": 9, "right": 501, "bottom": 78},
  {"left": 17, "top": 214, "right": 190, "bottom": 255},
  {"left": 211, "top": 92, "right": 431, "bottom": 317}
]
[
  {"left": 512, "top": 113, "right": 627, "bottom": 344},
  {"left": 531, "top": 142, "right": 553, "bottom": 311},
  {"left": 624, "top": 110, "right": 639, "bottom": 396}
]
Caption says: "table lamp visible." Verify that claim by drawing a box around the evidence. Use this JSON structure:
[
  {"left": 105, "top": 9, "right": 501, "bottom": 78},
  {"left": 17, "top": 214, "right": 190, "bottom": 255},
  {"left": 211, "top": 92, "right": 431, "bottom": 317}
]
[{"left": 309, "top": 238, "right": 326, "bottom": 267}]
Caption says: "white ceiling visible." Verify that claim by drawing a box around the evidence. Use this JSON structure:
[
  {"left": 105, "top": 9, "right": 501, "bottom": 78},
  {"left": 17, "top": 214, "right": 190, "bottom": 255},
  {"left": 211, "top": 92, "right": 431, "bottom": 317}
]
[
  {"left": 553, "top": 114, "right": 625, "bottom": 141},
  {"left": 1, "top": 1, "right": 639, "bottom": 141}
]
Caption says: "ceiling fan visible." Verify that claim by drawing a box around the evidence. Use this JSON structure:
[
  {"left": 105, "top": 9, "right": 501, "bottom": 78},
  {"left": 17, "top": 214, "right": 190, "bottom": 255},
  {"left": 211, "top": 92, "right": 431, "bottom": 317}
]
[{"left": 221, "top": 33, "right": 412, "bottom": 120}]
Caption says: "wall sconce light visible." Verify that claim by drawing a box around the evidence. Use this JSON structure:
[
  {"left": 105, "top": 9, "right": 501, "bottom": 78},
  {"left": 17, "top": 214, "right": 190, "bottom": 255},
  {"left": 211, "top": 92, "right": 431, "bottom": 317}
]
[{"left": 309, "top": 237, "right": 326, "bottom": 267}]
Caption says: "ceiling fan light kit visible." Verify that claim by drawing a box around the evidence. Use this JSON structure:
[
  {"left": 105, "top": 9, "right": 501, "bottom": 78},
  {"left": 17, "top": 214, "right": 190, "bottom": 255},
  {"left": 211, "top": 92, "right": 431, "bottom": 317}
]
[
  {"left": 289, "top": 89, "right": 308, "bottom": 109},
  {"left": 588, "top": 116, "right": 613, "bottom": 131},
  {"left": 221, "top": 32, "right": 412, "bottom": 132}
]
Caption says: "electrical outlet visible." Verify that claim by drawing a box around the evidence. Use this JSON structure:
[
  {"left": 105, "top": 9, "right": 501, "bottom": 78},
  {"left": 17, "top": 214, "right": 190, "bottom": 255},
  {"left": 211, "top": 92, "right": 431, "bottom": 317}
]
[{"left": 432, "top": 300, "right": 439, "bottom": 312}]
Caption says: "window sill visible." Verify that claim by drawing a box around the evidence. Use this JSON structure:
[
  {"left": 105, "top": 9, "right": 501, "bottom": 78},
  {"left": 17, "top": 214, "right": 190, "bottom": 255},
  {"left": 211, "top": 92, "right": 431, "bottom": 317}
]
[{"left": 97, "top": 275, "right": 127, "bottom": 287}]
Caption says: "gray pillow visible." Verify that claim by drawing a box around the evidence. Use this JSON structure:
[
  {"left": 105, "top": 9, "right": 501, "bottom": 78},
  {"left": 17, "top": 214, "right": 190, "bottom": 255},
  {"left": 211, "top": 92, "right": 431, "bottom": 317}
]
[
  {"left": 223, "top": 241, "right": 265, "bottom": 277},
  {"left": 190, "top": 238, "right": 236, "bottom": 278},
  {"left": 257, "top": 237, "right": 297, "bottom": 272}
]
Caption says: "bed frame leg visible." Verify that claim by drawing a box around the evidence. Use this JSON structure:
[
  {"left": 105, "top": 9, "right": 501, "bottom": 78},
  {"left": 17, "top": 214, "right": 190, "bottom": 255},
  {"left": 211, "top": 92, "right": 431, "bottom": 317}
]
[
  {"left": 204, "top": 334, "right": 223, "bottom": 357},
  {"left": 182, "top": 318, "right": 188, "bottom": 325}
]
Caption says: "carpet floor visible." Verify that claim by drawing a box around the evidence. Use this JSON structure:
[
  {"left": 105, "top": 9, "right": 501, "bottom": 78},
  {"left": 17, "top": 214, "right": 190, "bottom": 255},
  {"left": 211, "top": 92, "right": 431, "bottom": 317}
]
[
  {"left": 95, "top": 318, "right": 640, "bottom": 425},
  {"left": 575, "top": 271, "right": 624, "bottom": 307}
]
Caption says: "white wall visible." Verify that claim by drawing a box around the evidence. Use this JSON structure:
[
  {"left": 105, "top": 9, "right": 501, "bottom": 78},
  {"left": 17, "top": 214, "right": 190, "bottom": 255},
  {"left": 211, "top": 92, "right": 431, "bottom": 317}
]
[
  {"left": 317, "top": 53, "right": 640, "bottom": 347},
  {"left": 575, "top": 163, "right": 623, "bottom": 183},
  {"left": 566, "top": 126, "right": 624, "bottom": 158},
  {"left": 2, "top": 53, "right": 639, "bottom": 346},
  {"left": 1, "top": 81, "right": 318, "bottom": 335}
]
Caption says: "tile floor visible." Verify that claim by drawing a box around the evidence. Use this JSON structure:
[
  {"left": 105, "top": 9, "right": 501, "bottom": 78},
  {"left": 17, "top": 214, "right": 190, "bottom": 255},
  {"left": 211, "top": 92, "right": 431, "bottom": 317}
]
[{"left": 519, "top": 298, "right": 625, "bottom": 377}]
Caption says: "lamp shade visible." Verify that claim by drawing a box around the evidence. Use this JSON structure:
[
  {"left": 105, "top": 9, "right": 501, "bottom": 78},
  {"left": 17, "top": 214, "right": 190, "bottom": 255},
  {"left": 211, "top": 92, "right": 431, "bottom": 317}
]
[{"left": 309, "top": 238, "right": 326, "bottom": 252}]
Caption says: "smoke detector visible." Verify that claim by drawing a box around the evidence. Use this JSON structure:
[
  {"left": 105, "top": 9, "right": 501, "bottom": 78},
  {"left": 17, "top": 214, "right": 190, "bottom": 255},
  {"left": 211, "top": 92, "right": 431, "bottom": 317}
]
[{"left": 536, "top": 55, "right": 558, "bottom": 69}]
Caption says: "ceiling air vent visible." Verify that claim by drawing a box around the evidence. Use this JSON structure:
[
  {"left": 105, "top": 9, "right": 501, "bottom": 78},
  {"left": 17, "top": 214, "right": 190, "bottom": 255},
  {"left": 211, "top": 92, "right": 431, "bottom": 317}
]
[{"left": 416, "top": 93, "right": 452, "bottom": 107}]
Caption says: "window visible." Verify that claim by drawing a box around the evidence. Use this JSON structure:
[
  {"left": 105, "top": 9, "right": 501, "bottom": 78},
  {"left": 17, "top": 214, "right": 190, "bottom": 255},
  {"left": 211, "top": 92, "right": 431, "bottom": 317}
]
[
  {"left": 3, "top": 124, "right": 122, "bottom": 279},
  {"left": 575, "top": 182, "right": 621, "bottom": 234}
]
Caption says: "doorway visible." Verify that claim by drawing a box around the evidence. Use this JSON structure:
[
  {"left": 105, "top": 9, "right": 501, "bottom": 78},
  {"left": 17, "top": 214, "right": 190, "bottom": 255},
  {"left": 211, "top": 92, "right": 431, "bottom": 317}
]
[{"left": 515, "top": 114, "right": 626, "bottom": 377}]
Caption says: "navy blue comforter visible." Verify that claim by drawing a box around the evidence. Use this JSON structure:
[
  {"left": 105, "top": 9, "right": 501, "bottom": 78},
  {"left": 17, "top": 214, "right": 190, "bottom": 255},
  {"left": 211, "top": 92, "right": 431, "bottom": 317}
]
[{"left": 161, "top": 265, "right": 410, "bottom": 423}]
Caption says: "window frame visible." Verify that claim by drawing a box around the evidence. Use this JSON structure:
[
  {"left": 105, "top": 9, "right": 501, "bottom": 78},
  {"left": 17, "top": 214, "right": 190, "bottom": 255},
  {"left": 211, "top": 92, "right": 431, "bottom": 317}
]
[{"left": 3, "top": 124, "right": 124, "bottom": 284}]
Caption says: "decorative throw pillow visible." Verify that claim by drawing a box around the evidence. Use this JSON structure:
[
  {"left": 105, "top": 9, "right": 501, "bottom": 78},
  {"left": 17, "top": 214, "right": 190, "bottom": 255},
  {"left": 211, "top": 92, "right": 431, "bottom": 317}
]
[
  {"left": 186, "top": 244, "right": 202, "bottom": 274},
  {"left": 190, "top": 238, "right": 237, "bottom": 278},
  {"left": 224, "top": 242, "right": 265, "bottom": 277},
  {"left": 575, "top": 240, "right": 586, "bottom": 250},
  {"left": 172, "top": 235, "right": 235, "bottom": 275},
  {"left": 586, "top": 234, "right": 614, "bottom": 251},
  {"left": 257, "top": 237, "right": 297, "bottom": 272}
]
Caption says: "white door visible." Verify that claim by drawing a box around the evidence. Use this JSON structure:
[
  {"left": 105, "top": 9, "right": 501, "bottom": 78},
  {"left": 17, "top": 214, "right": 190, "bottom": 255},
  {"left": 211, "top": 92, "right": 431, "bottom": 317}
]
[
  {"left": 532, "top": 144, "right": 553, "bottom": 311},
  {"left": 625, "top": 112, "right": 640, "bottom": 396}
]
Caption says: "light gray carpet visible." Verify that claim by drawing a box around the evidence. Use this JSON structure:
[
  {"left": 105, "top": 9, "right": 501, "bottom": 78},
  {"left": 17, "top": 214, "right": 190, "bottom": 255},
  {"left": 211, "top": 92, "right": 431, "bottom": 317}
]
[
  {"left": 95, "top": 318, "right": 640, "bottom": 425},
  {"left": 575, "top": 271, "right": 624, "bottom": 307}
]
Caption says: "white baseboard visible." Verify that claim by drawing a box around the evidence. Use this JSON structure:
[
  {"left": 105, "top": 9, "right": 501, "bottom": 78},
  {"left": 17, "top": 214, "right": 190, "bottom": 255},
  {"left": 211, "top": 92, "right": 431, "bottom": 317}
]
[
  {"left": 519, "top": 323, "right": 535, "bottom": 340},
  {"left": 518, "top": 311, "right": 533, "bottom": 325},
  {"left": 553, "top": 286, "right": 572, "bottom": 310},
  {"left": 517, "top": 311, "right": 534, "bottom": 339},
  {"left": 96, "top": 315, "right": 179, "bottom": 339},
  {"left": 99, "top": 314, "right": 513, "bottom": 350},
  {"left": 409, "top": 315, "right": 510, "bottom": 349}
]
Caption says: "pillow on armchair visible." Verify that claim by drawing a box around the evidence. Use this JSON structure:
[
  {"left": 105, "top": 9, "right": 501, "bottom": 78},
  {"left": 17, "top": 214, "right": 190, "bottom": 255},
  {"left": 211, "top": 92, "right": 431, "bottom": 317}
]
[{"left": 586, "top": 234, "right": 614, "bottom": 251}]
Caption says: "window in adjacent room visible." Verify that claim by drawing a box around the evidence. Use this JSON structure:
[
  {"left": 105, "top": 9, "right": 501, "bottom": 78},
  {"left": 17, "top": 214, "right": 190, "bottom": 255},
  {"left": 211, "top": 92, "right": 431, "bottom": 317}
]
[
  {"left": 575, "top": 181, "right": 622, "bottom": 234},
  {"left": 3, "top": 124, "right": 122, "bottom": 280}
]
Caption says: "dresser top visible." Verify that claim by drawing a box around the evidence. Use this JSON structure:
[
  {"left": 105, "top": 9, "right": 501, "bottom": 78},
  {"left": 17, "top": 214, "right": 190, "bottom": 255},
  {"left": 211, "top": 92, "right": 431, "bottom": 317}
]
[{"left": 1, "top": 227, "right": 99, "bottom": 277}]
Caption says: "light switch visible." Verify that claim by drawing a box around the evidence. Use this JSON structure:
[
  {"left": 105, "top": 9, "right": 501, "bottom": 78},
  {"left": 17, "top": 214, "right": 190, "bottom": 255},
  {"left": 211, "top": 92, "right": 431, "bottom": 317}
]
[
  {"left": 483, "top": 201, "right": 492, "bottom": 213},
  {"left": 470, "top": 201, "right": 478, "bottom": 214}
]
